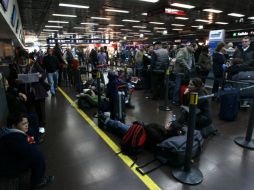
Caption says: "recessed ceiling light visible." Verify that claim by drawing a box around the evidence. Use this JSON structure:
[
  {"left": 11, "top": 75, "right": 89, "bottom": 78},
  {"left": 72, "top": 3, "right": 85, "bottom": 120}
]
[
  {"left": 171, "top": 24, "right": 185, "bottom": 26},
  {"left": 203, "top": 9, "right": 223, "bottom": 13},
  {"left": 138, "top": 0, "right": 159, "bottom": 3},
  {"left": 170, "top": 3, "right": 195, "bottom": 9},
  {"left": 105, "top": 9, "right": 129, "bottom": 13},
  {"left": 132, "top": 26, "right": 146, "bottom": 28},
  {"left": 91, "top": 17, "right": 111, "bottom": 20},
  {"left": 172, "top": 28, "right": 183, "bottom": 31},
  {"left": 195, "top": 19, "right": 211, "bottom": 23},
  {"left": 108, "top": 24, "right": 124, "bottom": 27},
  {"left": 59, "top": 3, "right": 89, "bottom": 9},
  {"left": 120, "top": 29, "right": 133, "bottom": 31},
  {"left": 139, "top": 29, "right": 151, "bottom": 32},
  {"left": 74, "top": 27, "right": 87, "bottom": 29},
  {"left": 122, "top": 19, "right": 140, "bottom": 23},
  {"left": 45, "top": 25, "right": 63, "bottom": 28},
  {"left": 52, "top": 14, "right": 77, "bottom": 17},
  {"left": 154, "top": 27, "right": 166, "bottom": 30},
  {"left": 80, "top": 22, "right": 98, "bottom": 25},
  {"left": 215, "top": 22, "right": 229, "bottom": 25},
  {"left": 248, "top": 17, "right": 254, "bottom": 20},
  {"left": 141, "top": 13, "right": 148, "bottom": 16},
  {"left": 149, "top": 22, "right": 164, "bottom": 25},
  {"left": 228, "top": 13, "right": 245, "bottom": 17},
  {"left": 48, "top": 20, "right": 69, "bottom": 23},
  {"left": 43, "top": 29, "right": 59, "bottom": 32},
  {"left": 175, "top": 17, "right": 189, "bottom": 20}
]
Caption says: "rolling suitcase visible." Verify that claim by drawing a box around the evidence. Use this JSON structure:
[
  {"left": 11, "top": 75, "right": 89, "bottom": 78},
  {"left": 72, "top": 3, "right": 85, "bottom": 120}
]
[
  {"left": 219, "top": 87, "right": 240, "bottom": 121},
  {"left": 116, "top": 91, "right": 126, "bottom": 123}
]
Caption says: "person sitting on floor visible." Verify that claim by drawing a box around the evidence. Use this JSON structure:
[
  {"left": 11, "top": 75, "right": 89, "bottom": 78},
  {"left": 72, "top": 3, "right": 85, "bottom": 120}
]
[
  {"left": 174, "top": 77, "right": 212, "bottom": 130},
  {"left": 0, "top": 113, "right": 54, "bottom": 189}
]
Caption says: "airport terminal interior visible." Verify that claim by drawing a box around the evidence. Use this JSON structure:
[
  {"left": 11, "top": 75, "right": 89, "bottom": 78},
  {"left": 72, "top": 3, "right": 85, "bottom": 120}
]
[{"left": 0, "top": 0, "right": 254, "bottom": 190}]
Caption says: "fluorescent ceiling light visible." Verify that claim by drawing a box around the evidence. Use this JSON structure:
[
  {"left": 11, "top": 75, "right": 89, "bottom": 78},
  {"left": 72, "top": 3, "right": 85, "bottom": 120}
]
[
  {"left": 132, "top": 26, "right": 146, "bottom": 28},
  {"left": 144, "top": 33, "right": 153, "bottom": 35},
  {"left": 175, "top": 17, "right": 189, "bottom": 20},
  {"left": 110, "top": 32, "right": 121, "bottom": 34},
  {"left": 45, "top": 25, "right": 63, "bottom": 28},
  {"left": 59, "top": 3, "right": 89, "bottom": 9},
  {"left": 141, "top": 13, "right": 148, "bottom": 16},
  {"left": 203, "top": 9, "right": 222, "bottom": 13},
  {"left": 91, "top": 17, "right": 111, "bottom": 20},
  {"left": 195, "top": 19, "right": 211, "bottom": 23},
  {"left": 227, "top": 13, "right": 245, "bottom": 17},
  {"left": 138, "top": 0, "right": 159, "bottom": 3},
  {"left": 191, "top": 25, "right": 204, "bottom": 29},
  {"left": 170, "top": 3, "right": 195, "bottom": 9},
  {"left": 248, "top": 17, "right": 254, "bottom": 20},
  {"left": 171, "top": 24, "right": 185, "bottom": 26},
  {"left": 154, "top": 27, "right": 166, "bottom": 30},
  {"left": 149, "top": 21, "right": 164, "bottom": 25},
  {"left": 105, "top": 9, "right": 129, "bottom": 13},
  {"left": 122, "top": 19, "right": 140, "bottom": 23},
  {"left": 48, "top": 20, "right": 69, "bottom": 23},
  {"left": 215, "top": 22, "right": 228, "bottom": 25},
  {"left": 191, "top": 26, "right": 199, "bottom": 28},
  {"left": 139, "top": 30, "right": 151, "bottom": 32},
  {"left": 81, "top": 22, "right": 98, "bottom": 25},
  {"left": 74, "top": 27, "right": 87, "bottom": 29},
  {"left": 172, "top": 28, "right": 183, "bottom": 31},
  {"left": 120, "top": 29, "right": 132, "bottom": 31},
  {"left": 52, "top": 14, "right": 77, "bottom": 17},
  {"left": 108, "top": 24, "right": 124, "bottom": 27},
  {"left": 98, "top": 28, "right": 108, "bottom": 30},
  {"left": 43, "top": 29, "right": 59, "bottom": 32}
]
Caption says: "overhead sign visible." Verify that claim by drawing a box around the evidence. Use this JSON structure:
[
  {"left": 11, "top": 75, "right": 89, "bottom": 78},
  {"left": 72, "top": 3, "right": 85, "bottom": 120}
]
[
  {"left": 209, "top": 30, "right": 225, "bottom": 41},
  {"left": 231, "top": 31, "right": 254, "bottom": 37},
  {"left": 165, "top": 8, "right": 186, "bottom": 16},
  {"left": 47, "top": 38, "right": 110, "bottom": 44}
]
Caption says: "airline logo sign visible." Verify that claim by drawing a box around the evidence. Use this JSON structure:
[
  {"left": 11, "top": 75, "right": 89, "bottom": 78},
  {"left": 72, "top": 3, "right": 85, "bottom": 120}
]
[{"left": 209, "top": 30, "right": 225, "bottom": 41}]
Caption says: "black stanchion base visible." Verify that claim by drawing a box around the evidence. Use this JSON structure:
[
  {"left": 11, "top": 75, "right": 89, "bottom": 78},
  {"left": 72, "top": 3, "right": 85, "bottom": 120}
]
[
  {"left": 172, "top": 167, "right": 203, "bottom": 185},
  {"left": 159, "top": 105, "right": 171, "bottom": 111},
  {"left": 234, "top": 137, "right": 254, "bottom": 150}
]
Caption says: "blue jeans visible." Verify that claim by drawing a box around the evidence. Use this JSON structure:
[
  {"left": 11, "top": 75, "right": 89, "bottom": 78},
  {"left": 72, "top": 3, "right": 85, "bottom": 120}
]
[
  {"left": 105, "top": 119, "right": 130, "bottom": 134},
  {"left": 47, "top": 71, "right": 58, "bottom": 94},
  {"left": 173, "top": 74, "right": 182, "bottom": 104}
]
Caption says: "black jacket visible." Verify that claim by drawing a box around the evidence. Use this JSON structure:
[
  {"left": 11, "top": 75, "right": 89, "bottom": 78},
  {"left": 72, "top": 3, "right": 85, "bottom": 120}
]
[
  {"left": 233, "top": 46, "right": 254, "bottom": 66},
  {"left": 212, "top": 52, "right": 226, "bottom": 77},
  {"left": 0, "top": 128, "right": 45, "bottom": 178}
]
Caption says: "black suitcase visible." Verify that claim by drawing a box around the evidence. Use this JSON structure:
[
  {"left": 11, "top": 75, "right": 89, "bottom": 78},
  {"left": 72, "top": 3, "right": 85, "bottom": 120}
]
[
  {"left": 219, "top": 87, "right": 240, "bottom": 121},
  {"left": 115, "top": 91, "right": 125, "bottom": 123}
]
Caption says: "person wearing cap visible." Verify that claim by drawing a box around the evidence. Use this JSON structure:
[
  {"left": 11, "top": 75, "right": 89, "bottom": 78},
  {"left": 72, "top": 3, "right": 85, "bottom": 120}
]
[
  {"left": 172, "top": 42, "right": 197, "bottom": 105},
  {"left": 233, "top": 36, "right": 254, "bottom": 66},
  {"left": 150, "top": 41, "right": 169, "bottom": 99}
]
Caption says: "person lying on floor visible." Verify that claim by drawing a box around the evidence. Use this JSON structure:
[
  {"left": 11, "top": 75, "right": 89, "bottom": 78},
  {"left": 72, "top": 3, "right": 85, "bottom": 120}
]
[
  {"left": 98, "top": 113, "right": 184, "bottom": 146},
  {"left": 173, "top": 77, "right": 212, "bottom": 130},
  {"left": 0, "top": 113, "right": 54, "bottom": 189}
]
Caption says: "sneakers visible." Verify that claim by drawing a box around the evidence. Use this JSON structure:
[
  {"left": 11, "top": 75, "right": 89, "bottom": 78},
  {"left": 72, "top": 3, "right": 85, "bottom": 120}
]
[{"left": 33, "top": 176, "right": 55, "bottom": 189}]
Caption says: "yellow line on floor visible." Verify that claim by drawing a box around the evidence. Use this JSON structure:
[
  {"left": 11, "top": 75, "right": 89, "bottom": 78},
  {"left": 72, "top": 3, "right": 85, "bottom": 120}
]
[{"left": 58, "top": 87, "right": 161, "bottom": 190}]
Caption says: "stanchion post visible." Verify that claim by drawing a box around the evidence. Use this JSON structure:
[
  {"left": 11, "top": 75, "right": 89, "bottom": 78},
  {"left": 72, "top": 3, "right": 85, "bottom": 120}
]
[
  {"left": 159, "top": 67, "right": 170, "bottom": 111},
  {"left": 172, "top": 92, "right": 203, "bottom": 185},
  {"left": 234, "top": 96, "right": 254, "bottom": 149},
  {"left": 96, "top": 70, "right": 103, "bottom": 127}
]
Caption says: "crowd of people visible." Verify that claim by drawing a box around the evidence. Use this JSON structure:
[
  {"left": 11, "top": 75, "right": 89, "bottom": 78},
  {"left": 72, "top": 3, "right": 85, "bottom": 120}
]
[{"left": 1, "top": 35, "right": 254, "bottom": 189}]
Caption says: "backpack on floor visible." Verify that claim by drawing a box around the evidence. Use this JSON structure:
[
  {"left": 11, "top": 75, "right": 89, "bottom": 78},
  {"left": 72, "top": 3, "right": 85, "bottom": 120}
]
[{"left": 120, "top": 121, "right": 147, "bottom": 156}]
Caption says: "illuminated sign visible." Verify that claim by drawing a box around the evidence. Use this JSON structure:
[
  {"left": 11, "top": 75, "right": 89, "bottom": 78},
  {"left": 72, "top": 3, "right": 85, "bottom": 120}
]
[
  {"left": 209, "top": 30, "right": 225, "bottom": 41},
  {"left": 47, "top": 38, "right": 110, "bottom": 44},
  {"left": 231, "top": 31, "right": 254, "bottom": 37},
  {"left": 165, "top": 8, "right": 186, "bottom": 16}
]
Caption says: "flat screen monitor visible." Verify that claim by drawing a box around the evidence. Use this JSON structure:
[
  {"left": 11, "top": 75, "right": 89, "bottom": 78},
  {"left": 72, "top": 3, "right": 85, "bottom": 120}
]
[
  {"left": 10, "top": 5, "right": 16, "bottom": 27},
  {"left": 1, "top": 0, "right": 9, "bottom": 11}
]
